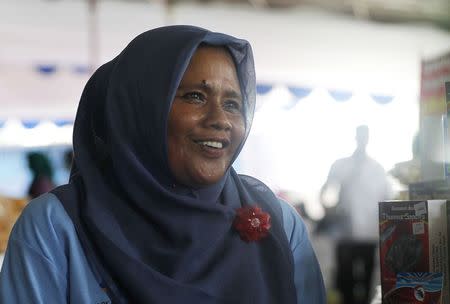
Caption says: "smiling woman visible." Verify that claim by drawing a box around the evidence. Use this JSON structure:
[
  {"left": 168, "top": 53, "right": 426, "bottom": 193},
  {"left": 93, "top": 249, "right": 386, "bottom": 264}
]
[{"left": 0, "top": 26, "right": 326, "bottom": 304}]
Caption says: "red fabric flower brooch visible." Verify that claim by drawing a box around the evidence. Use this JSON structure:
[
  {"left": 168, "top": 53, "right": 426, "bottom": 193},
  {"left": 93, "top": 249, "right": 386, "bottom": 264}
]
[{"left": 233, "top": 206, "right": 271, "bottom": 242}]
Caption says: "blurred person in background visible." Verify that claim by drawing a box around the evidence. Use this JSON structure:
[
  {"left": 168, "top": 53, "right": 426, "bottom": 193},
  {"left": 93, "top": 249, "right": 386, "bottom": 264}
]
[
  {"left": 64, "top": 149, "right": 74, "bottom": 170},
  {"left": 26, "top": 151, "right": 56, "bottom": 199},
  {"left": 318, "top": 125, "right": 393, "bottom": 304},
  {"left": 54, "top": 149, "right": 74, "bottom": 185},
  {"left": 0, "top": 26, "right": 326, "bottom": 303}
]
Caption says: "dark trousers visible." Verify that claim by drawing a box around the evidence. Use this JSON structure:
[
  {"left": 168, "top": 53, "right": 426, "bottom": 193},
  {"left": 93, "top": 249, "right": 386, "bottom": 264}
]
[{"left": 335, "top": 240, "right": 377, "bottom": 304}]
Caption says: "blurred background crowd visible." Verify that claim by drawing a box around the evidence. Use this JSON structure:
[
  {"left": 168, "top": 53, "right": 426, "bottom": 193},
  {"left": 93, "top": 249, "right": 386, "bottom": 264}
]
[{"left": 0, "top": 0, "right": 449, "bottom": 303}]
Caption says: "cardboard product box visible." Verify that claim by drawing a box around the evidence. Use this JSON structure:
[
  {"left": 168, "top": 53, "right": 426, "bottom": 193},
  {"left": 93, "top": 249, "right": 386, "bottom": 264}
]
[{"left": 379, "top": 200, "right": 449, "bottom": 304}]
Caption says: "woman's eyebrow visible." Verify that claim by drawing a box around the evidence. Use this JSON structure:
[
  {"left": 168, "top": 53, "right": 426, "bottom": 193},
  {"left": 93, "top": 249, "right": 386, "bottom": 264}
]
[
  {"left": 224, "top": 89, "right": 242, "bottom": 100},
  {"left": 177, "top": 81, "right": 242, "bottom": 99}
]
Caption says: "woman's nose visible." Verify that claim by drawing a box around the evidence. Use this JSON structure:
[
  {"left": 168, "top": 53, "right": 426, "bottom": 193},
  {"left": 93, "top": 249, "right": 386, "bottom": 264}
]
[{"left": 206, "top": 101, "right": 232, "bottom": 131}]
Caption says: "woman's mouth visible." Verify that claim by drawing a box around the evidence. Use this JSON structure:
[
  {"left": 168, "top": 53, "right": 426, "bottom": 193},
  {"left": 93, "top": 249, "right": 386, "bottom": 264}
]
[
  {"left": 194, "top": 139, "right": 230, "bottom": 157},
  {"left": 197, "top": 141, "right": 223, "bottom": 149}
]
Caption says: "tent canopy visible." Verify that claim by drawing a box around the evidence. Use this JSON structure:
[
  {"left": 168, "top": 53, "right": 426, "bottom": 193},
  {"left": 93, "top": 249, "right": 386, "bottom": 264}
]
[{"left": 1, "top": 0, "right": 449, "bottom": 120}]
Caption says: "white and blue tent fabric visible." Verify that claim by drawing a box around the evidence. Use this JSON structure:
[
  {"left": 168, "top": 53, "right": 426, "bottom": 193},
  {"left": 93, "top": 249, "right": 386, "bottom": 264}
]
[{"left": 1, "top": 61, "right": 396, "bottom": 133}]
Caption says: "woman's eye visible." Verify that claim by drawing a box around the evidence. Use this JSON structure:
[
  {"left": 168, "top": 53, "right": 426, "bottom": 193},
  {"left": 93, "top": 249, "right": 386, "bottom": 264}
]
[
  {"left": 224, "top": 100, "right": 242, "bottom": 113},
  {"left": 182, "top": 92, "right": 205, "bottom": 103}
]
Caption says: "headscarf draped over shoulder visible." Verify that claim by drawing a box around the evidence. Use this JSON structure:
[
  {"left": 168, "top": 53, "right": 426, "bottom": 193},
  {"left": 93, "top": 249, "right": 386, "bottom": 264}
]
[{"left": 53, "top": 25, "right": 296, "bottom": 303}]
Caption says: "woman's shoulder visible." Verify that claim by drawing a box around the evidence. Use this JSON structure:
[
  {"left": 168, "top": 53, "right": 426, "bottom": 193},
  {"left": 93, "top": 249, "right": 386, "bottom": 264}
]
[
  {"left": 15, "top": 192, "right": 73, "bottom": 233},
  {"left": 276, "top": 198, "right": 309, "bottom": 249},
  {"left": 10, "top": 192, "right": 76, "bottom": 260},
  {"left": 21, "top": 191, "right": 66, "bottom": 215},
  {"left": 3, "top": 193, "right": 112, "bottom": 303}
]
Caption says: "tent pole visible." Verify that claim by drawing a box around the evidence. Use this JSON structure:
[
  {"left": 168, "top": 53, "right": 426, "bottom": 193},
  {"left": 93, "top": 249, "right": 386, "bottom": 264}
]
[{"left": 87, "top": 0, "right": 99, "bottom": 73}]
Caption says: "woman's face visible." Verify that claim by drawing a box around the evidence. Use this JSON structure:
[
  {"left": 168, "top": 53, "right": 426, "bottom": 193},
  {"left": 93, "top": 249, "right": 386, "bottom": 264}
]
[{"left": 167, "top": 47, "right": 245, "bottom": 188}]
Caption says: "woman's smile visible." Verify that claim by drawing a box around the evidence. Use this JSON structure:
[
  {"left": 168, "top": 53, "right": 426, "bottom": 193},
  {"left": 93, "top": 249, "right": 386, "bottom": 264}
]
[{"left": 194, "top": 137, "right": 230, "bottom": 156}]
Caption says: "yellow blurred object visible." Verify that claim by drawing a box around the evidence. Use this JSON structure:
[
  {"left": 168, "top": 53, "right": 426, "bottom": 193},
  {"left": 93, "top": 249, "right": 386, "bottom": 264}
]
[
  {"left": 0, "top": 195, "right": 28, "bottom": 252},
  {"left": 327, "top": 288, "right": 342, "bottom": 304}
]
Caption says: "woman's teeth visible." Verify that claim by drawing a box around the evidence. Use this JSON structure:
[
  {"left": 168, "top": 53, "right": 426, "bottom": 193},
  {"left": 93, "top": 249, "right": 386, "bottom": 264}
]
[{"left": 199, "top": 141, "right": 223, "bottom": 149}]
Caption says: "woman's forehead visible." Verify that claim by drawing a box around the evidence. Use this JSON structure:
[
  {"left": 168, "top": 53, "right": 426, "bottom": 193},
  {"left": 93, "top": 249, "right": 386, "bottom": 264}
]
[
  {"left": 180, "top": 47, "right": 239, "bottom": 86},
  {"left": 188, "top": 46, "right": 236, "bottom": 71}
]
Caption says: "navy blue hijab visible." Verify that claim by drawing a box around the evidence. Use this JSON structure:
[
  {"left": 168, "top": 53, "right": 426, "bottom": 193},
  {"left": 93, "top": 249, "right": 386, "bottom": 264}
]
[{"left": 53, "top": 25, "right": 297, "bottom": 303}]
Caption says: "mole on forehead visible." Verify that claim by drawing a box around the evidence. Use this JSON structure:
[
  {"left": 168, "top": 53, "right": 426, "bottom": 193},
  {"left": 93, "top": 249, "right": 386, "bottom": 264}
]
[{"left": 200, "top": 80, "right": 218, "bottom": 91}]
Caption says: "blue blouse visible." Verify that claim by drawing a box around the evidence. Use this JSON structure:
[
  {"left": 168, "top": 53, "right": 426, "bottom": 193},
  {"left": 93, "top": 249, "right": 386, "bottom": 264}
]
[{"left": 0, "top": 193, "right": 326, "bottom": 303}]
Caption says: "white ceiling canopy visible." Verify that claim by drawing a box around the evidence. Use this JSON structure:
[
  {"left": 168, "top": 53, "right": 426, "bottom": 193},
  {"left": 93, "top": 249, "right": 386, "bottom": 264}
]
[{"left": 0, "top": 0, "right": 449, "bottom": 120}]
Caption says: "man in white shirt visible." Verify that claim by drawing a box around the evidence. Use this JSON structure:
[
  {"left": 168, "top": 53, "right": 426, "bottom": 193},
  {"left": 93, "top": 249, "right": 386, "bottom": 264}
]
[
  {"left": 319, "top": 125, "right": 392, "bottom": 304},
  {"left": 320, "top": 125, "right": 392, "bottom": 239}
]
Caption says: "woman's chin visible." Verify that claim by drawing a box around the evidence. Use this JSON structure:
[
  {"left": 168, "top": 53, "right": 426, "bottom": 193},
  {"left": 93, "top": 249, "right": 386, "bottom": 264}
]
[{"left": 186, "top": 170, "right": 226, "bottom": 188}]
